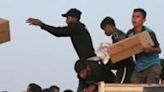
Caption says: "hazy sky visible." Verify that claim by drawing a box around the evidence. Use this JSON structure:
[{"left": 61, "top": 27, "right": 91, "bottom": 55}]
[{"left": 0, "top": 0, "right": 164, "bottom": 91}]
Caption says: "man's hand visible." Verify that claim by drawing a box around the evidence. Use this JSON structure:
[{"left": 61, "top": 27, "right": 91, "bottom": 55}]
[
  {"left": 26, "top": 18, "right": 43, "bottom": 26},
  {"left": 142, "top": 43, "right": 155, "bottom": 53},
  {"left": 143, "top": 46, "right": 153, "bottom": 53}
]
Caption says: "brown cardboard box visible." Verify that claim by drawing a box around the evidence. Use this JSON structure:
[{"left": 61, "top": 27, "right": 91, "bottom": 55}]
[
  {"left": 0, "top": 18, "right": 10, "bottom": 44},
  {"left": 107, "top": 31, "right": 154, "bottom": 63}
]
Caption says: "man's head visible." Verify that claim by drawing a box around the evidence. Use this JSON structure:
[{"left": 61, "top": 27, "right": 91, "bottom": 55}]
[
  {"left": 132, "top": 8, "right": 147, "bottom": 28},
  {"left": 42, "top": 88, "right": 49, "bottom": 92},
  {"left": 63, "top": 89, "right": 73, "bottom": 92},
  {"left": 74, "top": 59, "right": 91, "bottom": 80},
  {"left": 62, "top": 8, "right": 81, "bottom": 24},
  {"left": 27, "top": 83, "right": 42, "bottom": 92},
  {"left": 100, "top": 17, "right": 116, "bottom": 36},
  {"left": 49, "top": 85, "right": 60, "bottom": 92}
]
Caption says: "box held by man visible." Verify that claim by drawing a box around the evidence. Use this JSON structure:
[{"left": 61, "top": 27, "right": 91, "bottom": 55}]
[{"left": 107, "top": 31, "right": 154, "bottom": 63}]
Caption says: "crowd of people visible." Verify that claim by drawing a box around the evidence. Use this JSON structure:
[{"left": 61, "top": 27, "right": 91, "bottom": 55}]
[
  {"left": 26, "top": 83, "right": 73, "bottom": 92},
  {"left": 26, "top": 8, "right": 163, "bottom": 92}
]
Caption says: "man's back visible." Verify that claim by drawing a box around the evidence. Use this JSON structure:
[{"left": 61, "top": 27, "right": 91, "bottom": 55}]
[
  {"left": 41, "top": 22, "right": 95, "bottom": 59},
  {"left": 70, "top": 22, "right": 95, "bottom": 59},
  {"left": 84, "top": 61, "right": 115, "bottom": 83}
]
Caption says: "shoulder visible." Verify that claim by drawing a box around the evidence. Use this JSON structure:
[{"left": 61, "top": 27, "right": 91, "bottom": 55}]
[
  {"left": 144, "top": 26, "right": 156, "bottom": 36},
  {"left": 126, "top": 28, "right": 134, "bottom": 37},
  {"left": 117, "top": 29, "right": 125, "bottom": 34},
  {"left": 144, "top": 26, "right": 160, "bottom": 46},
  {"left": 69, "top": 22, "right": 86, "bottom": 29},
  {"left": 114, "top": 29, "right": 126, "bottom": 38},
  {"left": 144, "top": 26, "right": 153, "bottom": 32}
]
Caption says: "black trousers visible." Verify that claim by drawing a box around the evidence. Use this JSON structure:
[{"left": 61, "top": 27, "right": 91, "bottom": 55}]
[{"left": 106, "top": 59, "right": 135, "bottom": 83}]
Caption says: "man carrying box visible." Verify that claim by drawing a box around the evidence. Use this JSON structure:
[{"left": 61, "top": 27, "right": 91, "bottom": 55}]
[
  {"left": 98, "top": 16, "right": 134, "bottom": 83},
  {"left": 126, "top": 8, "right": 161, "bottom": 83}
]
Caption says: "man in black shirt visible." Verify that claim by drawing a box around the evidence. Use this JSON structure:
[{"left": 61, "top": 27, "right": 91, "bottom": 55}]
[
  {"left": 74, "top": 59, "right": 115, "bottom": 92},
  {"left": 26, "top": 8, "right": 95, "bottom": 59}
]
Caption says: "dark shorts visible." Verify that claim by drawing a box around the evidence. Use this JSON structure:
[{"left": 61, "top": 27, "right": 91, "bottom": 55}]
[
  {"left": 160, "top": 60, "right": 164, "bottom": 80},
  {"left": 131, "top": 64, "right": 161, "bottom": 83},
  {"left": 107, "top": 59, "right": 134, "bottom": 83}
]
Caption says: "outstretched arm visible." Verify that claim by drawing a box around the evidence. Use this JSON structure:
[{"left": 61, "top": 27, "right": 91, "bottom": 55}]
[
  {"left": 26, "top": 18, "right": 43, "bottom": 26},
  {"left": 26, "top": 18, "right": 73, "bottom": 37}
]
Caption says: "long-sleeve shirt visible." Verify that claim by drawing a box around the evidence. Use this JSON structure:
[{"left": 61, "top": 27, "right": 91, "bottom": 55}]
[{"left": 40, "top": 22, "right": 95, "bottom": 59}]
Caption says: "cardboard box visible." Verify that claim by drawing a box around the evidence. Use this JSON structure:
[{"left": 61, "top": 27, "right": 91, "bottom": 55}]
[
  {"left": 0, "top": 18, "right": 10, "bottom": 44},
  {"left": 107, "top": 31, "right": 154, "bottom": 63}
]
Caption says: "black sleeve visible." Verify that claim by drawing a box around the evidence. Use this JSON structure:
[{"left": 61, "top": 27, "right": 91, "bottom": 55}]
[
  {"left": 118, "top": 31, "right": 126, "bottom": 40},
  {"left": 40, "top": 23, "right": 75, "bottom": 37},
  {"left": 126, "top": 30, "right": 132, "bottom": 38},
  {"left": 112, "top": 31, "right": 126, "bottom": 43},
  {"left": 149, "top": 32, "right": 160, "bottom": 47}
]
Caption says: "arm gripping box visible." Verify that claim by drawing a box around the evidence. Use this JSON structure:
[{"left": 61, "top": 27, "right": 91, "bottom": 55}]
[{"left": 107, "top": 31, "right": 154, "bottom": 63}]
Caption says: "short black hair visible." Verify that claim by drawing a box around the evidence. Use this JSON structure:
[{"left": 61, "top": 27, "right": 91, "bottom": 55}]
[
  {"left": 101, "top": 16, "right": 116, "bottom": 29},
  {"left": 133, "top": 8, "right": 147, "bottom": 18},
  {"left": 49, "top": 85, "right": 60, "bottom": 92},
  {"left": 42, "top": 88, "right": 49, "bottom": 92},
  {"left": 63, "top": 89, "right": 73, "bottom": 92},
  {"left": 74, "top": 59, "right": 91, "bottom": 73},
  {"left": 28, "top": 83, "right": 42, "bottom": 92}
]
